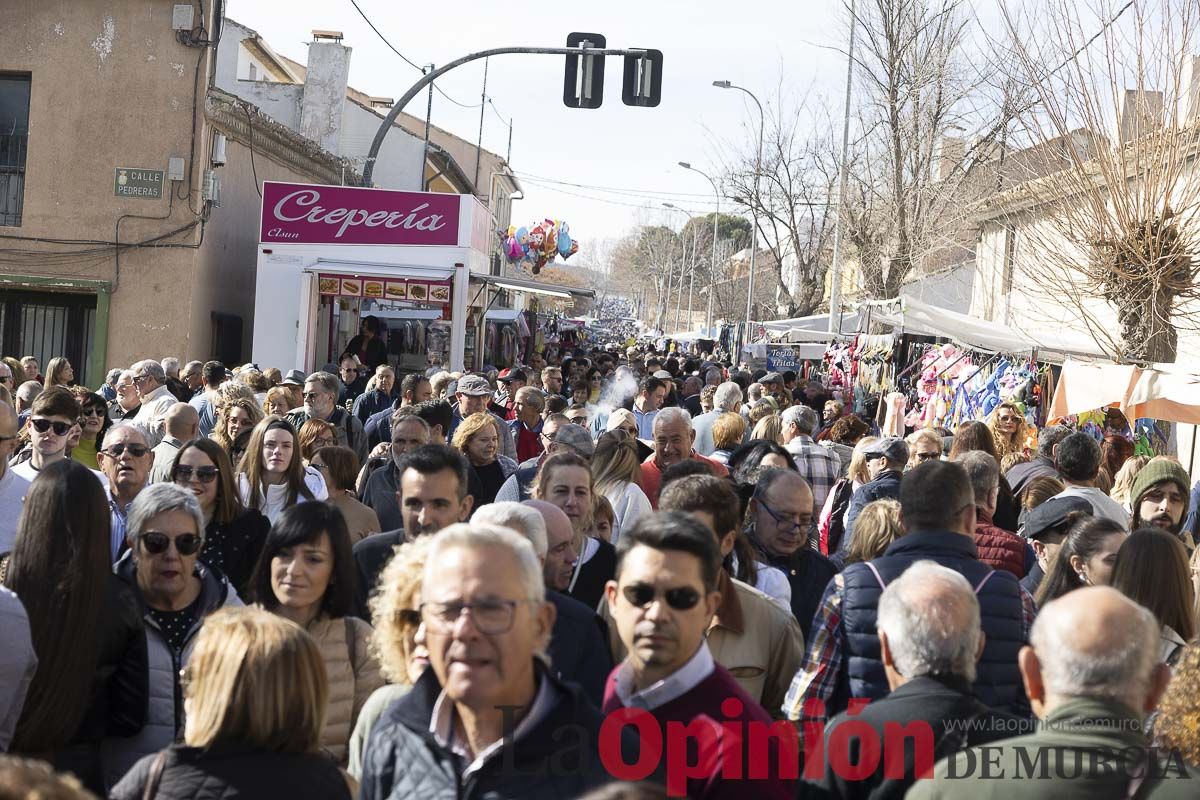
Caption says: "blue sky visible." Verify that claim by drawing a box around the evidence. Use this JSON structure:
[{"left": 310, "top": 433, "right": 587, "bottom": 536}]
[{"left": 227, "top": 0, "right": 851, "bottom": 251}]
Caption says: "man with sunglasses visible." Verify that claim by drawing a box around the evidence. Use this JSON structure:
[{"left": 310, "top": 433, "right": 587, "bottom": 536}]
[
  {"left": 148, "top": 403, "right": 199, "bottom": 484},
  {"left": 98, "top": 423, "right": 154, "bottom": 561},
  {"left": 0, "top": 401, "right": 30, "bottom": 555},
  {"left": 11, "top": 387, "right": 105, "bottom": 488},
  {"left": 603, "top": 512, "right": 794, "bottom": 799},
  {"left": 0, "top": 361, "right": 11, "bottom": 392},
  {"left": 840, "top": 436, "right": 909, "bottom": 558},
  {"left": 130, "top": 359, "right": 176, "bottom": 447}
]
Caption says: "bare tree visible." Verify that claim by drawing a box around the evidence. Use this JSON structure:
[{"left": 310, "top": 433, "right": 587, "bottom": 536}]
[
  {"left": 722, "top": 87, "right": 841, "bottom": 317},
  {"left": 843, "top": 0, "right": 1004, "bottom": 300},
  {"left": 994, "top": 0, "right": 1200, "bottom": 363}
]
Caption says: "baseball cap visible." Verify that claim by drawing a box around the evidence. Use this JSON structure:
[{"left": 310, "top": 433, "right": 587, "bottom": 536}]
[
  {"left": 498, "top": 368, "right": 528, "bottom": 383},
  {"left": 456, "top": 375, "right": 492, "bottom": 396},
  {"left": 280, "top": 369, "right": 306, "bottom": 386},
  {"left": 553, "top": 423, "right": 595, "bottom": 458},
  {"left": 1022, "top": 496, "right": 1092, "bottom": 540},
  {"left": 863, "top": 437, "right": 908, "bottom": 463}
]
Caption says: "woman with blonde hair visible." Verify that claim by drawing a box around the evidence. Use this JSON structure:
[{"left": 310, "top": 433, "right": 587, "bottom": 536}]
[
  {"left": 844, "top": 499, "right": 904, "bottom": 564},
  {"left": 1110, "top": 455, "right": 1150, "bottom": 509},
  {"left": 346, "top": 537, "right": 433, "bottom": 778},
  {"left": 263, "top": 385, "right": 293, "bottom": 418},
  {"left": 818, "top": 435, "right": 879, "bottom": 555},
  {"left": 710, "top": 411, "right": 747, "bottom": 466},
  {"left": 451, "top": 412, "right": 517, "bottom": 507},
  {"left": 44, "top": 356, "right": 74, "bottom": 389},
  {"left": 212, "top": 387, "right": 263, "bottom": 460},
  {"left": 591, "top": 429, "right": 651, "bottom": 544},
  {"left": 986, "top": 402, "right": 1029, "bottom": 461},
  {"left": 110, "top": 607, "right": 352, "bottom": 799},
  {"left": 751, "top": 413, "right": 782, "bottom": 445},
  {"left": 236, "top": 417, "right": 327, "bottom": 523}
]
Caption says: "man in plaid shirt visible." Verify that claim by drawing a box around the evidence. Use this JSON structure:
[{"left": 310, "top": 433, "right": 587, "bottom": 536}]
[
  {"left": 781, "top": 460, "right": 1035, "bottom": 727},
  {"left": 781, "top": 405, "right": 840, "bottom": 512}
]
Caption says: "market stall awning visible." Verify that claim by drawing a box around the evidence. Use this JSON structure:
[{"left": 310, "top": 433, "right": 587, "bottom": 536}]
[
  {"left": 866, "top": 297, "right": 1107, "bottom": 362},
  {"left": 761, "top": 311, "right": 861, "bottom": 338},
  {"left": 473, "top": 274, "right": 595, "bottom": 299},
  {"left": 1049, "top": 359, "right": 1200, "bottom": 424}
]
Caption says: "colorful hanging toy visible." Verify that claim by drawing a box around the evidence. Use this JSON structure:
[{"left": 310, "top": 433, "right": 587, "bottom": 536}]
[{"left": 499, "top": 219, "right": 579, "bottom": 274}]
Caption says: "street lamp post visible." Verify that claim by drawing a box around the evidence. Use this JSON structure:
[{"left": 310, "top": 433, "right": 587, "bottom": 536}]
[
  {"left": 678, "top": 162, "right": 721, "bottom": 337},
  {"left": 663, "top": 203, "right": 699, "bottom": 334},
  {"left": 713, "top": 80, "right": 765, "bottom": 357}
]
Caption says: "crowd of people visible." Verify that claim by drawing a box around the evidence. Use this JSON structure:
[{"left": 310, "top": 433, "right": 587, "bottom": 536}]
[{"left": 1, "top": 347, "right": 1200, "bottom": 798}]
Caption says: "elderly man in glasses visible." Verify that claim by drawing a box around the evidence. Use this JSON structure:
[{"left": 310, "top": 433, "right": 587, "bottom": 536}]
[
  {"left": 746, "top": 468, "right": 836, "bottom": 642},
  {"left": 98, "top": 422, "right": 155, "bottom": 561},
  {"left": 603, "top": 512, "right": 794, "bottom": 799},
  {"left": 129, "top": 359, "right": 178, "bottom": 447},
  {"left": 359, "top": 523, "right": 634, "bottom": 800}
]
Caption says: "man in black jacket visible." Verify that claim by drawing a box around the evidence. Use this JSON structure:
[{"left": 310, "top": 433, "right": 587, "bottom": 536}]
[
  {"left": 359, "top": 523, "right": 642, "bottom": 799},
  {"left": 840, "top": 437, "right": 907, "bottom": 557},
  {"left": 805, "top": 560, "right": 1030, "bottom": 800},
  {"left": 747, "top": 468, "right": 837, "bottom": 641}
]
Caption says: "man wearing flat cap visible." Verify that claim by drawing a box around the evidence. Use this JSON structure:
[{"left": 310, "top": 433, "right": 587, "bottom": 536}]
[{"left": 839, "top": 437, "right": 908, "bottom": 559}]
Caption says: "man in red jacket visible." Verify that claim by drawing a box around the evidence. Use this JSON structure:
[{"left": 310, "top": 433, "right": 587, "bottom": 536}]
[
  {"left": 956, "top": 450, "right": 1028, "bottom": 578},
  {"left": 602, "top": 512, "right": 794, "bottom": 799},
  {"left": 639, "top": 408, "right": 727, "bottom": 508}
]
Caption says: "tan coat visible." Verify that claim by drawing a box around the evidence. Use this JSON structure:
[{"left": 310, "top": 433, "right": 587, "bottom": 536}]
[
  {"left": 602, "top": 571, "right": 805, "bottom": 719},
  {"left": 329, "top": 493, "right": 382, "bottom": 545},
  {"left": 306, "top": 616, "right": 385, "bottom": 765}
]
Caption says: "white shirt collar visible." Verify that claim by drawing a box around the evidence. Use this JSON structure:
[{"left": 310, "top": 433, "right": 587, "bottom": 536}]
[
  {"left": 429, "top": 671, "right": 554, "bottom": 779},
  {"left": 613, "top": 642, "right": 715, "bottom": 711}
]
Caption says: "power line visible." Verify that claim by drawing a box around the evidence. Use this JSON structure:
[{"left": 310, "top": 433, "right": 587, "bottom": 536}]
[
  {"left": 518, "top": 178, "right": 719, "bottom": 213},
  {"left": 512, "top": 170, "right": 723, "bottom": 200}
]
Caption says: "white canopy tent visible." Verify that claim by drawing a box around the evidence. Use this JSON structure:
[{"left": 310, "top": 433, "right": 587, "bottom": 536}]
[
  {"left": 761, "top": 311, "right": 862, "bottom": 340},
  {"left": 864, "top": 297, "right": 1108, "bottom": 363}
]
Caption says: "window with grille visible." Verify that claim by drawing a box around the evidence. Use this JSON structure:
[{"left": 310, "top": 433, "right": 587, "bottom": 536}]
[{"left": 0, "top": 73, "right": 31, "bottom": 227}]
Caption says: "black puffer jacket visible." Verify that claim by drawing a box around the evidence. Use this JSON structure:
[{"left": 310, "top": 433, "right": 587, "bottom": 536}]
[
  {"left": 360, "top": 663, "right": 647, "bottom": 800},
  {"left": 110, "top": 744, "right": 351, "bottom": 799}
]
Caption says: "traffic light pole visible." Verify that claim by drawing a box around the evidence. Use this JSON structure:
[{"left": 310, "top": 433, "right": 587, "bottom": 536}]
[{"left": 362, "top": 45, "right": 657, "bottom": 186}]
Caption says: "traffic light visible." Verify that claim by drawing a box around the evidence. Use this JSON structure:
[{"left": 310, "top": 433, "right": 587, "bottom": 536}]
[
  {"left": 563, "top": 32, "right": 606, "bottom": 109},
  {"left": 622, "top": 49, "right": 663, "bottom": 107}
]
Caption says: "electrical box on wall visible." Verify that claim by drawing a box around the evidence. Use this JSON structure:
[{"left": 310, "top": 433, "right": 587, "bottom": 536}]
[
  {"left": 167, "top": 157, "right": 185, "bottom": 181},
  {"left": 171, "top": 4, "right": 194, "bottom": 31}
]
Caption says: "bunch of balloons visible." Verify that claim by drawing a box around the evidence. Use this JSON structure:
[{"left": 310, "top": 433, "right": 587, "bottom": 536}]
[{"left": 500, "top": 219, "right": 578, "bottom": 274}]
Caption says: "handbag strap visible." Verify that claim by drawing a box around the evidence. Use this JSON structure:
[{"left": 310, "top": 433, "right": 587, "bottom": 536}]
[{"left": 142, "top": 749, "right": 169, "bottom": 800}]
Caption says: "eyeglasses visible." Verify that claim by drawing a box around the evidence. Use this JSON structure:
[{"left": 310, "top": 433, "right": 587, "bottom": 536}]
[
  {"left": 420, "top": 599, "right": 528, "bottom": 634},
  {"left": 103, "top": 443, "right": 151, "bottom": 458},
  {"left": 997, "top": 415, "right": 1019, "bottom": 424},
  {"left": 30, "top": 418, "right": 72, "bottom": 436},
  {"left": 138, "top": 531, "right": 203, "bottom": 556},
  {"left": 174, "top": 465, "right": 219, "bottom": 483},
  {"left": 302, "top": 392, "right": 323, "bottom": 401},
  {"left": 621, "top": 583, "right": 702, "bottom": 611},
  {"left": 914, "top": 452, "right": 940, "bottom": 462},
  {"left": 311, "top": 462, "right": 329, "bottom": 472},
  {"left": 132, "top": 374, "right": 152, "bottom": 384},
  {"left": 79, "top": 407, "right": 104, "bottom": 418},
  {"left": 755, "top": 495, "right": 810, "bottom": 531},
  {"left": 0, "top": 376, "right": 10, "bottom": 384},
  {"left": 313, "top": 437, "right": 335, "bottom": 448}
]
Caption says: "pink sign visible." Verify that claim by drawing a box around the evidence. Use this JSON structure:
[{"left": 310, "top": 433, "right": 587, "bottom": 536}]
[{"left": 260, "top": 181, "right": 460, "bottom": 246}]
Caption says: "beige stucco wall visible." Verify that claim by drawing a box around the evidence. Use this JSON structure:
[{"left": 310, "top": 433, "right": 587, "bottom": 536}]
[{"left": 0, "top": 0, "right": 214, "bottom": 367}]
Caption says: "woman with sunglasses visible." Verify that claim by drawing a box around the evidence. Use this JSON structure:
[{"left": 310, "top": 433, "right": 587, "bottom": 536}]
[
  {"left": 986, "top": 402, "right": 1030, "bottom": 462},
  {"left": 585, "top": 367, "right": 604, "bottom": 404},
  {"left": 591, "top": 429, "right": 651, "bottom": 545},
  {"left": 532, "top": 450, "right": 615, "bottom": 609},
  {"left": 69, "top": 389, "right": 112, "bottom": 470},
  {"left": 171, "top": 438, "right": 270, "bottom": 596},
  {"left": 237, "top": 416, "right": 328, "bottom": 524},
  {"left": 250, "top": 502, "right": 383, "bottom": 766},
  {"left": 1, "top": 461, "right": 146, "bottom": 795},
  {"left": 104, "top": 483, "right": 241, "bottom": 788}
]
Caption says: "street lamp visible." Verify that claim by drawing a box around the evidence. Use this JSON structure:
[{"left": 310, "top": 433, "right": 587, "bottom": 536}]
[
  {"left": 663, "top": 202, "right": 699, "bottom": 334},
  {"left": 678, "top": 161, "right": 722, "bottom": 337},
  {"left": 713, "top": 79, "right": 765, "bottom": 355}
]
